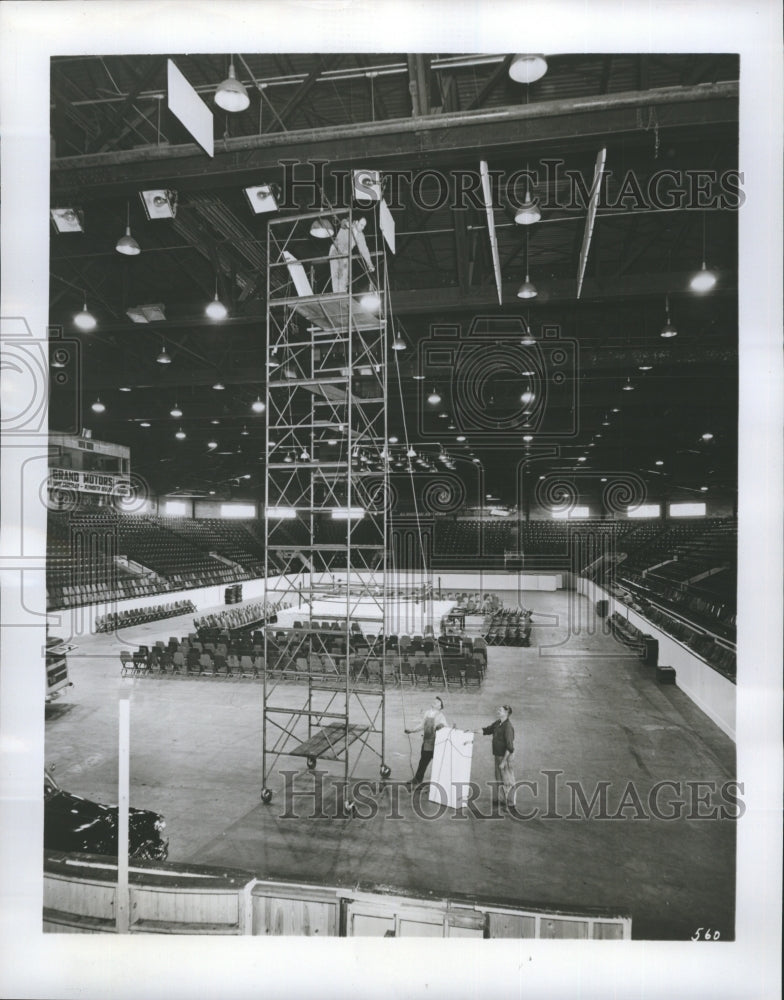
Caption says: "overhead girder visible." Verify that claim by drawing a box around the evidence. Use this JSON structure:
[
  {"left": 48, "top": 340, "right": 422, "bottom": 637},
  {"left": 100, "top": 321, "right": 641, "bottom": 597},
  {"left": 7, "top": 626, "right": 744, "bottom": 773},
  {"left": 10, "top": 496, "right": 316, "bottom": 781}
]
[{"left": 51, "top": 82, "right": 737, "bottom": 200}]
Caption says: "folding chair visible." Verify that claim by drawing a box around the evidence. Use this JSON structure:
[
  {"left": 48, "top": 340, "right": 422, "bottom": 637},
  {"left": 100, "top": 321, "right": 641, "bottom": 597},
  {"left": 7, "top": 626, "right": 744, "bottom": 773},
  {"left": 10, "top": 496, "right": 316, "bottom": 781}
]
[
  {"left": 414, "top": 660, "right": 430, "bottom": 687},
  {"left": 119, "top": 650, "right": 133, "bottom": 677}
]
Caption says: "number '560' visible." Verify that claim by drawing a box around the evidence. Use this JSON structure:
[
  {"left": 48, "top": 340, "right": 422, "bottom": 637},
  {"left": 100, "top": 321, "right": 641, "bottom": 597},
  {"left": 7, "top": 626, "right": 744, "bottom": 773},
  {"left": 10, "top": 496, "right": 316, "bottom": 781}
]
[{"left": 691, "top": 927, "right": 721, "bottom": 941}]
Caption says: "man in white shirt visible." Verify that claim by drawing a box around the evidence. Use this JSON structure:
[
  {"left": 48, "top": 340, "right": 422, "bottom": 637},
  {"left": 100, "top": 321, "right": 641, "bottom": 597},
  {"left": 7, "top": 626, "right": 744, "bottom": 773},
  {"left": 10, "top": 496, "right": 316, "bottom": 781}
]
[{"left": 405, "top": 696, "right": 448, "bottom": 789}]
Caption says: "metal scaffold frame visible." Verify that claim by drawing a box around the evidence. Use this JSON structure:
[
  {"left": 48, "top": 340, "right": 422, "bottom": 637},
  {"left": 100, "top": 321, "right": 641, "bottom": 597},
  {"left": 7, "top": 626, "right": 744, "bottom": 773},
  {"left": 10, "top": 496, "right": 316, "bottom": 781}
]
[{"left": 261, "top": 206, "right": 391, "bottom": 811}]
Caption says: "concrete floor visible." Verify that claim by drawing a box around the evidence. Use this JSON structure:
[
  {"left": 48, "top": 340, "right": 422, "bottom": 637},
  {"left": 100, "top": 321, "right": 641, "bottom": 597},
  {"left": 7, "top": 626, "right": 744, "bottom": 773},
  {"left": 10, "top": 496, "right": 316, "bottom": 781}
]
[{"left": 45, "top": 588, "right": 736, "bottom": 940}]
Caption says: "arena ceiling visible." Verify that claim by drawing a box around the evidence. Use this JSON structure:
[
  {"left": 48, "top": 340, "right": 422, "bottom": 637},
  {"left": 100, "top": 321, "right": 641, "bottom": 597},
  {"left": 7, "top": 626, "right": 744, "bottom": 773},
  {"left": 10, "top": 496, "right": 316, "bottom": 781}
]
[{"left": 48, "top": 52, "right": 739, "bottom": 507}]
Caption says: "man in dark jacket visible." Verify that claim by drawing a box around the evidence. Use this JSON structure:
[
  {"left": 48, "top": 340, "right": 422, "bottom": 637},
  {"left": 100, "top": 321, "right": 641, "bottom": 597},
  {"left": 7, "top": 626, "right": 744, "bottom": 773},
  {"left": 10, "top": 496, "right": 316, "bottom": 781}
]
[{"left": 477, "top": 705, "right": 516, "bottom": 808}]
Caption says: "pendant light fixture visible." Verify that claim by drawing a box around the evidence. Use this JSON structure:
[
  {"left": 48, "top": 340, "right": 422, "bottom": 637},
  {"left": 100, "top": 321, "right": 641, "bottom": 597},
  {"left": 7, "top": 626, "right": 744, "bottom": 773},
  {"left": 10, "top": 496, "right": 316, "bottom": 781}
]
[
  {"left": 358, "top": 283, "right": 381, "bottom": 313},
  {"left": 660, "top": 295, "right": 678, "bottom": 338},
  {"left": 205, "top": 275, "right": 228, "bottom": 320},
  {"left": 514, "top": 160, "right": 541, "bottom": 225},
  {"left": 115, "top": 201, "right": 141, "bottom": 256},
  {"left": 690, "top": 212, "right": 717, "bottom": 292},
  {"left": 509, "top": 54, "right": 548, "bottom": 84},
  {"left": 74, "top": 293, "right": 96, "bottom": 331},
  {"left": 170, "top": 403, "right": 183, "bottom": 418},
  {"left": 214, "top": 56, "right": 250, "bottom": 112},
  {"left": 156, "top": 342, "right": 172, "bottom": 364},
  {"left": 91, "top": 397, "right": 106, "bottom": 413},
  {"left": 392, "top": 331, "right": 407, "bottom": 351},
  {"left": 520, "top": 384, "right": 535, "bottom": 406},
  {"left": 310, "top": 217, "right": 335, "bottom": 239},
  {"left": 251, "top": 396, "right": 265, "bottom": 413},
  {"left": 520, "top": 316, "right": 536, "bottom": 346},
  {"left": 517, "top": 228, "right": 538, "bottom": 298},
  {"left": 175, "top": 427, "right": 186, "bottom": 440},
  {"left": 427, "top": 387, "right": 442, "bottom": 405},
  {"left": 622, "top": 377, "right": 635, "bottom": 391}
]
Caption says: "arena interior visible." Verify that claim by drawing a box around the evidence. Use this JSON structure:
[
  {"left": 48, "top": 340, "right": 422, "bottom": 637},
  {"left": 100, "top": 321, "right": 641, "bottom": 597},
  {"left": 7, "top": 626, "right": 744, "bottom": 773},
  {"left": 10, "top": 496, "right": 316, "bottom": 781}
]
[{"left": 27, "top": 47, "right": 754, "bottom": 948}]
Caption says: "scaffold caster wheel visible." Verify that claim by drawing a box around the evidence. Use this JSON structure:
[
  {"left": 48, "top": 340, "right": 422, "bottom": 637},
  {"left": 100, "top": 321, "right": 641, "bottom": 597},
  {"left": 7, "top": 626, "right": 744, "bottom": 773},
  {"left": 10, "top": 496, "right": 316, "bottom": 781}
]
[
  {"left": 261, "top": 787, "right": 272, "bottom": 803},
  {"left": 380, "top": 764, "right": 391, "bottom": 779},
  {"left": 307, "top": 755, "right": 317, "bottom": 770}
]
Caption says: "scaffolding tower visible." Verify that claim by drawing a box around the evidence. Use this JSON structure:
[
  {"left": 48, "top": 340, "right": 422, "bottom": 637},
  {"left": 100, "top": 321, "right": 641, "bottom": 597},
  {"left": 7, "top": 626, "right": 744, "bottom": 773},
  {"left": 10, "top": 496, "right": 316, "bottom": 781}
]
[{"left": 261, "top": 207, "right": 391, "bottom": 811}]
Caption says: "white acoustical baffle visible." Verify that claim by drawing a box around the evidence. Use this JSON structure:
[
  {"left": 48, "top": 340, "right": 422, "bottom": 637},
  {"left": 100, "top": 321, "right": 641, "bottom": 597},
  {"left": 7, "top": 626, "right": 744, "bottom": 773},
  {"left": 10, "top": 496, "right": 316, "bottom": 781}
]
[{"left": 429, "top": 727, "right": 474, "bottom": 810}]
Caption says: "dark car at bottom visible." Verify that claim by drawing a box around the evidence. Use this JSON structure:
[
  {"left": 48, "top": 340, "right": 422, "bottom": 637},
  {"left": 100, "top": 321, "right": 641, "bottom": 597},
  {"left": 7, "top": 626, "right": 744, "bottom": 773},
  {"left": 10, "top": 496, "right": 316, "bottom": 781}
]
[{"left": 44, "top": 768, "right": 168, "bottom": 861}]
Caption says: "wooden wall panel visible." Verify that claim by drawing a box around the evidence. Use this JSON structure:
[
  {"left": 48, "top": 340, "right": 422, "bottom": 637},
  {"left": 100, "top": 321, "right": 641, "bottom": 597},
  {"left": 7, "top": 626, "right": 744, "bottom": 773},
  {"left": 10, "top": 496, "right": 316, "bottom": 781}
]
[
  {"left": 45, "top": 876, "right": 116, "bottom": 919},
  {"left": 487, "top": 912, "right": 536, "bottom": 938},
  {"left": 540, "top": 917, "right": 590, "bottom": 939}
]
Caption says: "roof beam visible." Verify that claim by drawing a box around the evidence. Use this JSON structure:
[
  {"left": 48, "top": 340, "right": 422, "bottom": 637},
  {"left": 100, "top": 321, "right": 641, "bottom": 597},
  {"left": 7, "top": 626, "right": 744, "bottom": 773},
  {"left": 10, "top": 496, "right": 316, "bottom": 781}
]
[
  {"left": 466, "top": 55, "right": 513, "bottom": 110},
  {"left": 268, "top": 56, "right": 328, "bottom": 132},
  {"left": 52, "top": 82, "right": 738, "bottom": 200},
  {"left": 87, "top": 57, "right": 159, "bottom": 153}
]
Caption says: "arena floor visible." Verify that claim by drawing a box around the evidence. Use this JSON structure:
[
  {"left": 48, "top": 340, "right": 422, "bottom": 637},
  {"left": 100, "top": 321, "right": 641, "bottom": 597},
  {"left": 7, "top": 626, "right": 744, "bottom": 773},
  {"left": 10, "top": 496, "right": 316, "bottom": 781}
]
[{"left": 44, "top": 587, "right": 736, "bottom": 940}]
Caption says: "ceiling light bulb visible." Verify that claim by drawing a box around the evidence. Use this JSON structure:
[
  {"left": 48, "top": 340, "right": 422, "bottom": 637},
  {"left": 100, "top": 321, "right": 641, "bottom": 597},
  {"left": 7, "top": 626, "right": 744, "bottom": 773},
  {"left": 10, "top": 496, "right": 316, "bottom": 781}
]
[
  {"left": 660, "top": 320, "right": 678, "bottom": 339},
  {"left": 251, "top": 397, "right": 265, "bottom": 413},
  {"left": 509, "top": 54, "right": 548, "bottom": 84},
  {"left": 74, "top": 301, "right": 96, "bottom": 331},
  {"left": 170, "top": 404, "right": 183, "bottom": 418},
  {"left": 215, "top": 61, "right": 250, "bottom": 113},
  {"left": 655, "top": 460, "right": 664, "bottom": 466},
  {"left": 427, "top": 389, "right": 442, "bottom": 405},
  {"left": 156, "top": 345, "right": 171, "bottom": 364},
  {"left": 207, "top": 440, "right": 218, "bottom": 449},
  {"left": 388, "top": 435, "right": 399, "bottom": 444},
  {"left": 116, "top": 226, "right": 141, "bottom": 256},
  {"left": 456, "top": 435, "right": 466, "bottom": 442},
  {"left": 212, "top": 381, "right": 225, "bottom": 390},
  {"left": 310, "top": 217, "right": 335, "bottom": 239},
  {"left": 523, "top": 435, "right": 533, "bottom": 443},
  {"left": 638, "top": 365, "right": 653, "bottom": 371},
  {"left": 300, "top": 448, "right": 310, "bottom": 460},
  {"left": 392, "top": 332, "right": 407, "bottom": 350},
  {"left": 140, "top": 421, "right": 151, "bottom": 428},
  {"left": 175, "top": 427, "right": 186, "bottom": 440},
  {"left": 241, "top": 426, "right": 249, "bottom": 436},
  {"left": 622, "top": 379, "right": 634, "bottom": 391},
  {"left": 119, "top": 385, "right": 131, "bottom": 392},
  {"left": 359, "top": 288, "right": 381, "bottom": 313},
  {"left": 577, "top": 456, "right": 587, "bottom": 462},
  {"left": 284, "top": 453, "right": 293, "bottom": 463},
  {"left": 514, "top": 191, "right": 542, "bottom": 225},
  {"left": 412, "top": 370, "right": 426, "bottom": 381},
  {"left": 701, "top": 432, "right": 714, "bottom": 441},
  {"left": 700, "top": 486, "right": 709, "bottom": 492},
  {"left": 520, "top": 387, "right": 535, "bottom": 405},
  {"left": 91, "top": 398, "right": 105, "bottom": 413},
  {"left": 516, "top": 274, "right": 538, "bottom": 299},
  {"left": 690, "top": 262, "right": 716, "bottom": 293},
  {"left": 206, "top": 293, "right": 228, "bottom": 320}
]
